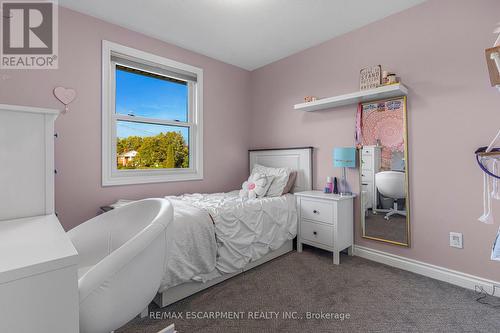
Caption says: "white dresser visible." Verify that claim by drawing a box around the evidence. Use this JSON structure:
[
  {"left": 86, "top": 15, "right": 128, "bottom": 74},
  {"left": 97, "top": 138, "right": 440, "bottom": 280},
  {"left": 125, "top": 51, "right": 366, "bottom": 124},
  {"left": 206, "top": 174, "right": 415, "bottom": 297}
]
[
  {"left": 295, "top": 191, "right": 355, "bottom": 265},
  {"left": 0, "top": 215, "right": 79, "bottom": 333},
  {"left": 0, "top": 104, "right": 79, "bottom": 333},
  {"left": 360, "top": 145, "right": 381, "bottom": 210}
]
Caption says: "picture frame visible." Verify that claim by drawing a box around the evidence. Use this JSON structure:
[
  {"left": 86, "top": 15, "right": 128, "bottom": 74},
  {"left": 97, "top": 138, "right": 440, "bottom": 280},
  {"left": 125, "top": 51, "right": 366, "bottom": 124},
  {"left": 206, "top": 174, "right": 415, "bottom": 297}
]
[
  {"left": 359, "top": 65, "right": 382, "bottom": 90},
  {"left": 485, "top": 46, "right": 500, "bottom": 86}
]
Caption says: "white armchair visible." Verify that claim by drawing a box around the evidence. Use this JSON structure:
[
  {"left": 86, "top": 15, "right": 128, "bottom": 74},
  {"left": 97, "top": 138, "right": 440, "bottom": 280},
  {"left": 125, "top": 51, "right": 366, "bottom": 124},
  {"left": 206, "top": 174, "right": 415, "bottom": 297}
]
[{"left": 67, "top": 198, "right": 173, "bottom": 333}]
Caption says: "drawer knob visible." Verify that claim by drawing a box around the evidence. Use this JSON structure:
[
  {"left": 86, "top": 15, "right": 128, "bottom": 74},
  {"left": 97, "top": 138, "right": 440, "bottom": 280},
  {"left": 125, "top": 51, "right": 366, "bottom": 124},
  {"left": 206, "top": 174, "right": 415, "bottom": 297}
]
[
  {"left": 313, "top": 231, "right": 317, "bottom": 235},
  {"left": 313, "top": 210, "right": 319, "bottom": 214}
]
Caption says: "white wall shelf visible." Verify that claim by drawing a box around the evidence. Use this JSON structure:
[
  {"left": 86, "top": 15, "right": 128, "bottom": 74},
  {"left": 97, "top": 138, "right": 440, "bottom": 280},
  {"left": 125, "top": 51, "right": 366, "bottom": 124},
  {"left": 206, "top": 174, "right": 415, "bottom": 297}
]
[{"left": 294, "top": 83, "right": 408, "bottom": 112}]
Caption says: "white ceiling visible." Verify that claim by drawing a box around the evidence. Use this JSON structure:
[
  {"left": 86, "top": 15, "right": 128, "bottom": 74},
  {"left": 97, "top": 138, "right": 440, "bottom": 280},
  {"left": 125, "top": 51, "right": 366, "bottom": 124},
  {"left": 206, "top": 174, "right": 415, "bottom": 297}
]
[{"left": 59, "top": 0, "right": 426, "bottom": 70}]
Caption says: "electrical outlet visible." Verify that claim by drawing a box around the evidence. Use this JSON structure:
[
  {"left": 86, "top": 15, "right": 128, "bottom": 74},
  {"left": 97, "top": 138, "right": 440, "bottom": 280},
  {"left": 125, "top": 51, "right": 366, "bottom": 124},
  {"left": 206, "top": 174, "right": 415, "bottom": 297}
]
[{"left": 449, "top": 232, "right": 463, "bottom": 249}]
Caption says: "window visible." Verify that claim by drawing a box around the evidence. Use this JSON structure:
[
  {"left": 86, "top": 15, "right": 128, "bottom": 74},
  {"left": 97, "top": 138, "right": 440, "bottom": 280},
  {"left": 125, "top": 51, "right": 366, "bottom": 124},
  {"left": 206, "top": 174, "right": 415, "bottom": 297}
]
[{"left": 102, "top": 41, "right": 203, "bottom": 186}]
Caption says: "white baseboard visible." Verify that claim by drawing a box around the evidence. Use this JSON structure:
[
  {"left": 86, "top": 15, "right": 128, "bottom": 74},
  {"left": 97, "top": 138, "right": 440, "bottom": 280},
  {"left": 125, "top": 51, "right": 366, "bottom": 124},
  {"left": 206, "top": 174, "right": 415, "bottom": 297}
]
[{"left": 353, "top": 245, "right": 500, "bottom": 297}]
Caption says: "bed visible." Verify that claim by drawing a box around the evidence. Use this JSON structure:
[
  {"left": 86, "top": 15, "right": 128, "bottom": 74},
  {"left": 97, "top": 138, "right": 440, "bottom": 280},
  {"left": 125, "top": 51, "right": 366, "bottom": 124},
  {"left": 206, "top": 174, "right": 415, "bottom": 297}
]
[{"left": 151, "top": 147, "right": 313, "bottom": 307}]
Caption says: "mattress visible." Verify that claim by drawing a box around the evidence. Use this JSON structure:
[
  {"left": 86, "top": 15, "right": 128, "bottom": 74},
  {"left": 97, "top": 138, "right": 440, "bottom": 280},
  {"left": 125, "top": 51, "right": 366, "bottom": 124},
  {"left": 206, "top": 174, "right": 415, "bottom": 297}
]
[{"left": 159, "top": 191, "right": 297, "bottom": 292}]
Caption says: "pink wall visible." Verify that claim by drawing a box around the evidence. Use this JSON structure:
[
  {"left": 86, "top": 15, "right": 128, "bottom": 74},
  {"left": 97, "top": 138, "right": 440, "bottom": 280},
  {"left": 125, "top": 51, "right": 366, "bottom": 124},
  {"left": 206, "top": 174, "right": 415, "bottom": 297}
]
[
  {"left": 1, "top": 1, "right": 499, "bottom": 281},
  {"left": 0, "top": 8, "right": 251, "bottom": 231},
  {"left": 249, "top": 0, "right": 500, "bottom": 280}
]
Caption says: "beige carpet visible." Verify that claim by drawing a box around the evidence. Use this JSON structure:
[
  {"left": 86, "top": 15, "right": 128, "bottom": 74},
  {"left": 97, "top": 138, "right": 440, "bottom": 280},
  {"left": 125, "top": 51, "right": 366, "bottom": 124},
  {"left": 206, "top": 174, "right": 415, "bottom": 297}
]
[{"left": 118, "top": 246, "right": 500, "bottom": 333}]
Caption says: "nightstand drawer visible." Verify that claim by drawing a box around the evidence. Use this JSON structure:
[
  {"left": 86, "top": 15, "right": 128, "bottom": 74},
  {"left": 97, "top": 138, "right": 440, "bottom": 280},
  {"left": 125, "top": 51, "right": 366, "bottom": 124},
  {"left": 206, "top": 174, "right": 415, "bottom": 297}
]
[
  {"left": 300, "top": 198, "right": 334, "bottom": 224},
  {"left": 300, "top": 220, "right": 333, "bottom": 247}
]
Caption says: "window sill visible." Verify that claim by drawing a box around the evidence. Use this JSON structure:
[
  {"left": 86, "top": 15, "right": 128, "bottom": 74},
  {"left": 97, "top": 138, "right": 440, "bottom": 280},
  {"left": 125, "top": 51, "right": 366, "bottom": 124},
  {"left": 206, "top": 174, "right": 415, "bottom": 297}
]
[{"left": 102, "top": 171, "right": 203, "bottom": 186}]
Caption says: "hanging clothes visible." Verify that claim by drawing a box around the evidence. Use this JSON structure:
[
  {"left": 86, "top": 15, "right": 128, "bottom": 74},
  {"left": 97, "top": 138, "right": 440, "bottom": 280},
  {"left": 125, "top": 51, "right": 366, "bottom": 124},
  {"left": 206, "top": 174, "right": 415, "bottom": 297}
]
[{"left": 355, "top": 103, "right": 362, "bottom": 148}]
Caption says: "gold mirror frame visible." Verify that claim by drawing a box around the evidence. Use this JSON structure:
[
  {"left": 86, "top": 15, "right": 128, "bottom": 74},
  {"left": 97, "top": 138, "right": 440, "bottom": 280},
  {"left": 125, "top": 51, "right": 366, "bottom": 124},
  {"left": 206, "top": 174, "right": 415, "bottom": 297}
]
[{"left": 359, "top": 96, "right": 410, "bottom": 247}]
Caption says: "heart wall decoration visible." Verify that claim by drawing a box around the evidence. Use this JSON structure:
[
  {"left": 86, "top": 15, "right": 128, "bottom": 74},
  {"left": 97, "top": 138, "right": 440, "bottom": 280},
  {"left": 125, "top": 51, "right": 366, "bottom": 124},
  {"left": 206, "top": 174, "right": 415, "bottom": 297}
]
[{"left": 53, "top": 86, "right": 77, "bottom": 112}]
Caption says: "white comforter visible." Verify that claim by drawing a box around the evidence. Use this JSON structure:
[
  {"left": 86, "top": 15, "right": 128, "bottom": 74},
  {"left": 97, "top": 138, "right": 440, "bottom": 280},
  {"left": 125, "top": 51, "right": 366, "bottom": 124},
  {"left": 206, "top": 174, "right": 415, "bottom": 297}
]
[
  {"left": 114, "top": 191, "right": 298, "bottom": 292},
  {"left": 171, "top": 191, "right": 297, "bottom": 274},
  {"left": 159, "top": 199, "right": 217, "bottom": 291}
]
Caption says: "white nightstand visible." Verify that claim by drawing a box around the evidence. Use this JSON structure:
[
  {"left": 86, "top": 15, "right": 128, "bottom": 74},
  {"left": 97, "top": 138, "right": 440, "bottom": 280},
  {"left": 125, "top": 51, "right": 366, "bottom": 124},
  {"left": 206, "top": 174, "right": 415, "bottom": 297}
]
[{"left": 294, "top": 190, "right": 355, "bottom": 265}]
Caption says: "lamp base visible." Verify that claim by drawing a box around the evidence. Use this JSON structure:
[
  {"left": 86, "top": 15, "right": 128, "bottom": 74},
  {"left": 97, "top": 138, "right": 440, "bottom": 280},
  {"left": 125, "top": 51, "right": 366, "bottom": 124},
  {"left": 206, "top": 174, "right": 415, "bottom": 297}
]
[{"left": 339, "top": 167, "right": 351, "bottom": 196}]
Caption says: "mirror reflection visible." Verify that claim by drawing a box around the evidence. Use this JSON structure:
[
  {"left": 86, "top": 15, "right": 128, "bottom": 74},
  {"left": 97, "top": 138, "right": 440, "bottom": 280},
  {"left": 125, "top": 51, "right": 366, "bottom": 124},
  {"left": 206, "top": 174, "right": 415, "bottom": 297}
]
[{"left": 359, "top": 97, "right": 410, "bottom": 246}]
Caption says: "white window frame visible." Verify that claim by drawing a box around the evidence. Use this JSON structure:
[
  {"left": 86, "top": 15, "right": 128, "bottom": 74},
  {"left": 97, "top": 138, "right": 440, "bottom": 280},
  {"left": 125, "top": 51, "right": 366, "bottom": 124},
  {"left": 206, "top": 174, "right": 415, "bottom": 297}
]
[{"left": 102, "top": 40, "right": 203, "bottom": 186}]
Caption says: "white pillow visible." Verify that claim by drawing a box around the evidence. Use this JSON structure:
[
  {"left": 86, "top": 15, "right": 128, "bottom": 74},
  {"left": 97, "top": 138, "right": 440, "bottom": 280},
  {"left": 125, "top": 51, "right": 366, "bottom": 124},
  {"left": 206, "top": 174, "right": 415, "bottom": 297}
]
[
  {"left": 251, "top": 164, "right": 291, "bottom": 197},
  {"left": 239, "top": 172, "right": 274, "bottom": 199}
]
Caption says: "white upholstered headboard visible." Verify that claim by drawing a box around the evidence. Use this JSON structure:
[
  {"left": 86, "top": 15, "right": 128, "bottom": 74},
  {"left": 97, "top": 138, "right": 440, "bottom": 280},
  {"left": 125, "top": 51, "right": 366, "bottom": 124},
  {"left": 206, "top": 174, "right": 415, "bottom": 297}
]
[{"left": 249, "top": 147, "right": 313, "bottom": 193}]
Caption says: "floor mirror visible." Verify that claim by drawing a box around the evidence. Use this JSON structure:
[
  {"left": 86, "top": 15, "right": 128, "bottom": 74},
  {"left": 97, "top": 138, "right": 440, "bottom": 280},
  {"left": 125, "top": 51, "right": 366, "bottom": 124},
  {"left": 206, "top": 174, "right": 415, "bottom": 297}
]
[{"left": 358, "top": 96, "right": 410, "bottom": 246}]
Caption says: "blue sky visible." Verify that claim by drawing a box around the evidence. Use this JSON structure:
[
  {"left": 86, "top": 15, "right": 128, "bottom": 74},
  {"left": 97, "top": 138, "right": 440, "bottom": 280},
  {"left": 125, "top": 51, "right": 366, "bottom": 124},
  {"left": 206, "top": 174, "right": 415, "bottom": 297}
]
[{"left": 115, "top": 68, "right": 189, "bottom": 141}]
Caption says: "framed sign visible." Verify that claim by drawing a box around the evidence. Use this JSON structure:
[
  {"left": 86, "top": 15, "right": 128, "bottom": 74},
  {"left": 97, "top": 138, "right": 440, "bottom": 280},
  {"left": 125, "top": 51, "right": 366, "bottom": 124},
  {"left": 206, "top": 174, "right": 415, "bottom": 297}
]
[{"left": 359, "top": 65, "right": 382, "bottom": 90}]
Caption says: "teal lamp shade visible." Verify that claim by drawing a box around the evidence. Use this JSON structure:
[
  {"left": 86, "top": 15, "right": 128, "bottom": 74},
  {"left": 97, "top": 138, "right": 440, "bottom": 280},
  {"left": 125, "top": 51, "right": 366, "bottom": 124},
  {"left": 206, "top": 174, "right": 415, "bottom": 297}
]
[{"left": 333, "top": 147, "right": 356, "bottom": 168}]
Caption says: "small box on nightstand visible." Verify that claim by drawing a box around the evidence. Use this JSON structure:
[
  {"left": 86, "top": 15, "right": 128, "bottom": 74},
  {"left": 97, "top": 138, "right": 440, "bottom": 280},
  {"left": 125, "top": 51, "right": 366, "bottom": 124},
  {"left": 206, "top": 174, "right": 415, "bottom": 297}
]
[{"left": 294, "top": 190, "right": 355, "bottom": 265}]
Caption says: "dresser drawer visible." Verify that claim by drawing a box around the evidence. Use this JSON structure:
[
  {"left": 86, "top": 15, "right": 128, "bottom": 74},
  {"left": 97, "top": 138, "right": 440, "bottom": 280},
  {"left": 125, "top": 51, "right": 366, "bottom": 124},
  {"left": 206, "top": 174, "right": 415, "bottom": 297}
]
[
  {"left": 300, "top": 198, "right": 334, "bottom": 224},
  {"left": 361, "top": 155, "right": 373, "bottom": 171},
  {"left": 361, "top": 170, "right": 373, "bottom": 181},
  {"left": 361, "top": 182, "right": 373, "bottom": 209},
  {"left": 362, "top": 148, "right": 372, "bottom": 156},
  {"left": 300, "top": 220, "right": 333, "bottom": 247}
]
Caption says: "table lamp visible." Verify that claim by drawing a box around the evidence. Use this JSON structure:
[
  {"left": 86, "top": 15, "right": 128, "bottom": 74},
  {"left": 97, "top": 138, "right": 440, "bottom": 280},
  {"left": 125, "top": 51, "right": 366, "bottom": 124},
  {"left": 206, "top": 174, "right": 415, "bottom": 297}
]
[{"left": 333, "top": 147, "right": 356, "bottom": 195}]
